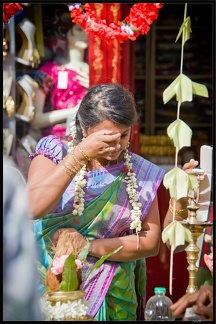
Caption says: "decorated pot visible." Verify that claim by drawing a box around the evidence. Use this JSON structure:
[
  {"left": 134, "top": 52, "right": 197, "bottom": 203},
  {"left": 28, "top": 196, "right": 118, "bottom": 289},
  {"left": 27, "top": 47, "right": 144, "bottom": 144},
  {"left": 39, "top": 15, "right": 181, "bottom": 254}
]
[{"left": 41, "top": 290, "right": 94, "bottom": 321}]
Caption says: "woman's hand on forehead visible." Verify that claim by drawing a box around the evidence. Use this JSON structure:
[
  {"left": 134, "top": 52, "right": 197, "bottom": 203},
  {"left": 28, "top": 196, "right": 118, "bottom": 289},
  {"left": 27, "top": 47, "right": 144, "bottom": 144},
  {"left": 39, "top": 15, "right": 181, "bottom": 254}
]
[
  {"left": 78, "top": 130, "right": 122, "bottom": 161},
  {"left": 87, "top": 129, "right": 121, "bottom": 141},
  {"left": 102, "top": 130, "right": 121, "bottom": 142}
]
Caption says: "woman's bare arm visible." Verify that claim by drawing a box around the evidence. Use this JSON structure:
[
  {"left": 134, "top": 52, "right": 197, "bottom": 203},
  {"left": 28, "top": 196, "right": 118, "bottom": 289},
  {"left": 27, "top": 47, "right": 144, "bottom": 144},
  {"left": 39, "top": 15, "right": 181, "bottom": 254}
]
[{"left": 87, "top": 196, "right": 161, "bottom": 262}]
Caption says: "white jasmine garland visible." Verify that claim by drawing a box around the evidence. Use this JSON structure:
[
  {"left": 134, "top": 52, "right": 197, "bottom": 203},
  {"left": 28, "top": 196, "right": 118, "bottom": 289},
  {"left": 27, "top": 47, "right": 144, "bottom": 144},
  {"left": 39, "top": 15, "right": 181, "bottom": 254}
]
[
  {"left": 67, "top": 3, "right": 81, "bottom": 12},
  {"left": 68, "top": 125, "right": 142, "bottom": 233},
  {"left": 68, "top": 120, "right": 77, "bottom": 152},
  {"left": 123, "top": 147, "right": 142, "bottom": 233},
  {"left": 121, "top": 24, "right": 134, "bottom": 36},
  {"left": 72, "top": 164, "right": 87, "bottom": 216}
]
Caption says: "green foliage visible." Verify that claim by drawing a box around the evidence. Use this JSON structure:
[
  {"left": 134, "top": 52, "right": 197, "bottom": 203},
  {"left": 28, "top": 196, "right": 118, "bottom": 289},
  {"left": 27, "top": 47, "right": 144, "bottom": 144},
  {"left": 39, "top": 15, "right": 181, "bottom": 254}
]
[
  {"left": 36, "top": 246, "right": 123, "bottom": 293},
  {"left": 77, "top": 241, "right": 90, "bottom": 261},
  {"left": 60, "top": 254, "right": 79, "bottom": 291},
  {"left": 85, "top": 246, "right": 123, "bottom": 278}
]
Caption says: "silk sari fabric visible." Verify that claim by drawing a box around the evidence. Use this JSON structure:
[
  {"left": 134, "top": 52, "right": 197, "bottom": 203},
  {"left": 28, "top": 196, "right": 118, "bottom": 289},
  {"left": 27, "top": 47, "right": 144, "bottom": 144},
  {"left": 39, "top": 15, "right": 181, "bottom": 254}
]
[{"left": 31, "top": 135, "right": 165, "bottom": 320}]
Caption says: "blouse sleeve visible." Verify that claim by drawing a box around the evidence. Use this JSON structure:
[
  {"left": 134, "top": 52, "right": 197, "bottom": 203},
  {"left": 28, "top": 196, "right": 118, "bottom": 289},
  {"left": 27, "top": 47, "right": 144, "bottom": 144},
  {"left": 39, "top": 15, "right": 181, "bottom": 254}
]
[{"left": 29, "top": 135, "right": 67, "bottom": 164}]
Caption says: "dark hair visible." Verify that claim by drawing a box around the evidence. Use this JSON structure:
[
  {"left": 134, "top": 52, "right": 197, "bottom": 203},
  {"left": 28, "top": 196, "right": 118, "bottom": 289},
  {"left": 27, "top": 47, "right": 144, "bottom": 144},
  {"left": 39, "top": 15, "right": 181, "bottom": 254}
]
[{"left": 74, "top": 83, "right": 139, "bottom": 143}]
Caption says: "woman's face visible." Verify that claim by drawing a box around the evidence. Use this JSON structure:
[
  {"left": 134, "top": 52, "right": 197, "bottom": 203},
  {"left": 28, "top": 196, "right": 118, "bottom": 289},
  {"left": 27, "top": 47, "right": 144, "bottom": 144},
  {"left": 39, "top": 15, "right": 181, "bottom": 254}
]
[
  {"left": 86, "top": 120, "right": 131, "bottom": 161},
  {"left": 66, "top": 24, "right": 88, "bottom": 49}
]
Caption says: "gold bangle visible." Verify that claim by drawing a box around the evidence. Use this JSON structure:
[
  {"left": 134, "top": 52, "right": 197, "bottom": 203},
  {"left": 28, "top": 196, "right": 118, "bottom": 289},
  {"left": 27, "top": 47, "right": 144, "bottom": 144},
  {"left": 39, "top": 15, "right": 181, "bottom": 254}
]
[
  {"left": 64, "top": 158, "right": 80, "bottom": 173},
  {"left": 59, "top": 161, "right": 76, "bottom": 179},
  {"left": 78, "top": 145, "right": 91, "bottom": 161},
  {"left": 59, "top": 162, "right": 75, "bottom": 178},
  {"left": 72, "top": 149, "right": 86, "bottom": 167},
  {"left": 169, "top": 198, "right": 188, "bottom": 217}
]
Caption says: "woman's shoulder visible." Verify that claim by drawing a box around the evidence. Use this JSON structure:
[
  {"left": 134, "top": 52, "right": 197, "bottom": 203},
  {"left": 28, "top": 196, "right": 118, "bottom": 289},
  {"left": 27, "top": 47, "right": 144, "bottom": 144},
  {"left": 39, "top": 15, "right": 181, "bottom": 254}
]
[{"left": 29, "top": 135, "right": 68, "bottom": 163}]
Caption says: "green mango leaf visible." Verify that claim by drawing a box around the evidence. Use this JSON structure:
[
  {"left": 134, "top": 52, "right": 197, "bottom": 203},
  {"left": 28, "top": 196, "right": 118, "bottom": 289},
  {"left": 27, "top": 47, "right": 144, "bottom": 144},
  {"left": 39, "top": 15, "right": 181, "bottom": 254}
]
[
  {"left": 77, "top": 241, "right": 90, "bottom": 261},
  {"left": 60, "top": 254, "right": 79, "bottom": 291},
  {"left": 175, "top": 16, "right": 192, "bottom": 44},
  {"left": 162, "top": 221, "right": 191, "bottom": 249},
  {"left": 163, "top": 167, "right": 189, "bottom": 200},
  {"left": 85, "top": 246, "right": 123, "bottom": 278},
  {"left": 167, "top": 119, "right": 192, "bottom": 150}
]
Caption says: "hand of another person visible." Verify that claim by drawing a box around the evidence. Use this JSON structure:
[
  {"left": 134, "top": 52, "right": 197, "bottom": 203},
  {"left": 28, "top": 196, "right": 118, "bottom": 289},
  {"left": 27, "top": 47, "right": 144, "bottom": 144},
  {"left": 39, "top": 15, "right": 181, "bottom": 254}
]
[
  {"left": 204, "top": 246, "right": 213, "bottom": 274},
  {"left": 170, "top": 285, "right": 213, "bottom": 320},
  {"left": 182, "top": 158, "right": 198, "bottom": 173},
  {"left": 182, "top": 158, "right": 205, "bottom": 180},
  {"left": 182, "top": 158, "right": 205, "bottom": 203}
]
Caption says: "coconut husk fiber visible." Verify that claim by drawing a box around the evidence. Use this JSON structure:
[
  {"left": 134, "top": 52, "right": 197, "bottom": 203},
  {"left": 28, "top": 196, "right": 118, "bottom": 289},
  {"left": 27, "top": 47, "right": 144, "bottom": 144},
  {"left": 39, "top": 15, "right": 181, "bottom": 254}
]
[{"left": 45, "top": 229, "right": 87, "bottom": 291}]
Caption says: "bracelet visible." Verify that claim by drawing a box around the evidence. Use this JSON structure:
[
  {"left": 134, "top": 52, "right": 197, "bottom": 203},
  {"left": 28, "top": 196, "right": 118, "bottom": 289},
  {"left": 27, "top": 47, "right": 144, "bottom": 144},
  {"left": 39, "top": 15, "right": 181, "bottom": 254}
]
[
  {"left": 72, "top": 148, "right": 86, "bottom": 167},
  {"left": 59, "top": 161, "right": 76, "bottom": 179},
  {"left": 64, "top": 158, "right": 80, "bottom": 174},
  {"left": 59, "top": 161, "right": 75, "bottom": 178},
  {"left": 85, "top": 237, "right": 93, "bottom": 254},
  {"left": 78, "top": 145, "right": 91, "bottom": 161},
  {"left": 169, "top": 198, "right": 188, "bottom": 217}
]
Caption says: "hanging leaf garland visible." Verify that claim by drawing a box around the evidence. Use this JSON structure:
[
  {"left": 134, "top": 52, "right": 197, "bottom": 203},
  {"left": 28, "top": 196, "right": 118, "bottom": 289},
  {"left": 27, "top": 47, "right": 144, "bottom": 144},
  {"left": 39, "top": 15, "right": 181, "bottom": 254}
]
[
  {"left": 175, "top": 16, "right": 192, "bottom": 44},
  {"left": 161, "top": 3, "right": 209, "bottom": 295},
  {"left": 163, "top": 74, "right": 208, "bottom": 105},
  {"left": 167, "top": 119, "right": 192, "bottom": 151}
]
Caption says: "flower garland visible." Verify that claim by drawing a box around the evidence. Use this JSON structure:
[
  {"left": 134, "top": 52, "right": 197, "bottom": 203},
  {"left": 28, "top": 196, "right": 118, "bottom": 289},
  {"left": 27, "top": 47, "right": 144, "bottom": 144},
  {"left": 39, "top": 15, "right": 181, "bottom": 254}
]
[
  {"left": 68, "top": 3, "right": 164, "bottom": 42},
  {"left": 68, "top": 120, "right": 142, "bottom": 234},
  {"left": 3, "top": 3, "right": 23, "bottom": 25},
  {"left": 72, "top": 149, "right": 142, "bottom": 233},
  {"left": 123, "top": 148, "right": 142, "bottom": 233}
]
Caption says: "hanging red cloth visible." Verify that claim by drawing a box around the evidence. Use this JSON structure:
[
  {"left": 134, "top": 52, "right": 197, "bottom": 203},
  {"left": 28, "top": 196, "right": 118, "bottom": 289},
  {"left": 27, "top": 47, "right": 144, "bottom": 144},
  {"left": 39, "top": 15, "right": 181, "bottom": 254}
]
[{"left": 88, "top": 3, "right": 122, "bottom": 85}]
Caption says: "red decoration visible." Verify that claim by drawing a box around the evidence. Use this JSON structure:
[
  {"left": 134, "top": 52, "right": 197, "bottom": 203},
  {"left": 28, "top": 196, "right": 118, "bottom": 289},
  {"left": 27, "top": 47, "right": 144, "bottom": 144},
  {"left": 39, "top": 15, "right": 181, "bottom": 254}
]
[
  {"left": 69, "top": 3, "right": 164, "bottom": 42},
  {"left": 3, "top": 3, "right": 23, "bottom": 24}
]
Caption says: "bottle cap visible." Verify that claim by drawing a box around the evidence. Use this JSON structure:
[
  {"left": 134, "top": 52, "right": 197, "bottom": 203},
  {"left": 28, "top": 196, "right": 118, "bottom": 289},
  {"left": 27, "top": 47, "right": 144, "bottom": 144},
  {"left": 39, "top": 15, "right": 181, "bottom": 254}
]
[{"left": 154, "top": 287, "right": 166, "bottom": 293}]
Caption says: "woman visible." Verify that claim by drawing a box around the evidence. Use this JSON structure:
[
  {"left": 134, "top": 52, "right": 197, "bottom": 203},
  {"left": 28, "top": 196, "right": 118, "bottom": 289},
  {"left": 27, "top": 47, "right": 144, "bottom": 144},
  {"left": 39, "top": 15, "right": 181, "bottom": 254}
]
[
  {"left": 30, "top": 20, "right": 89, "bottom": 138},
  {"left": 27, "top": 83, "right": 195, "bottom": 320}
]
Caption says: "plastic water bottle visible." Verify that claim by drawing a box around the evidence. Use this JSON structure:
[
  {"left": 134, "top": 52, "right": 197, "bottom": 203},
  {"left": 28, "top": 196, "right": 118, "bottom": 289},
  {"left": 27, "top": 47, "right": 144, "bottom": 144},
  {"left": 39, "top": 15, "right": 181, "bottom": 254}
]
[{"left": 145, "top": 287, "right": 174, "bottom": 321}]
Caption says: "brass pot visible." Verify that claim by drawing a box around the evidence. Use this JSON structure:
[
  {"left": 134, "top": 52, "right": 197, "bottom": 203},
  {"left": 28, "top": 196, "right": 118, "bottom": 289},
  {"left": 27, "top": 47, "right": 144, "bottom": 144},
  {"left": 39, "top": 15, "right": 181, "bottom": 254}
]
[{"left": 41, "top": 290, "right": 94, "bottom": 321}]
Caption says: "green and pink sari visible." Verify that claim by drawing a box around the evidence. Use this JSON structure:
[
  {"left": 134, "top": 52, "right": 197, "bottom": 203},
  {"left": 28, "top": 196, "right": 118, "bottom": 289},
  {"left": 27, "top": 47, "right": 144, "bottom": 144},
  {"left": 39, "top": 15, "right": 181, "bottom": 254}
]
[{"left": 31, "top": 135, "right": 165, "bottom": 320}]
